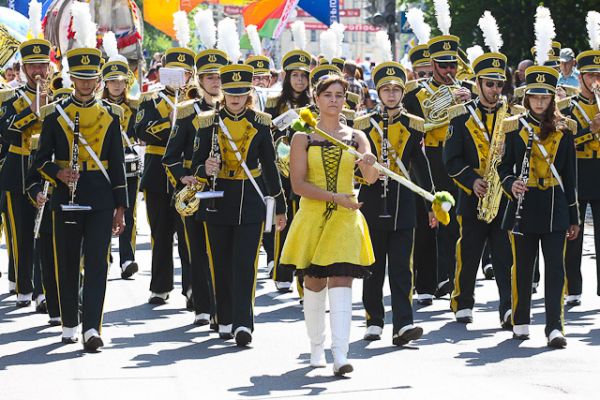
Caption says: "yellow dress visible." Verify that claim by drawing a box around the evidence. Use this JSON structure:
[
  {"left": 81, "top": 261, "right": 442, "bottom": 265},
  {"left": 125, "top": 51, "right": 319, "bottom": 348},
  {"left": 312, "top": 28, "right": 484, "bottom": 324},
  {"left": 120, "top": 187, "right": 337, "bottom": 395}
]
[{"left": 279, "top": 135, "right": 375, "bottom": 278}]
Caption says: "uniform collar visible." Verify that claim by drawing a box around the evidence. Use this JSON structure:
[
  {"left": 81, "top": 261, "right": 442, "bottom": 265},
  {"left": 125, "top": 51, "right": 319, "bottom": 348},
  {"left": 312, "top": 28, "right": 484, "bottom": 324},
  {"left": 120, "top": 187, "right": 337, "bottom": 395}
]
[
  {"left": 71, "top": 94, "right": 97, "bottom": 108},
  {"left": 163, "top": 87, "right": 176, "bottom": 97},
  {"left": 222, "top": 106, "right": 248, "bottom": 121},
  {"left": 475, "top": 98, "right": 499, "bottom": 115},
  {"left": 577, "top": 93, "right": 596, "bottom": 105},
  {"left": 24, "top": 84, "right": 37, "bottom": 95},
  {"left": 526, "top": 111, "right": 541, "bottom": 127}
]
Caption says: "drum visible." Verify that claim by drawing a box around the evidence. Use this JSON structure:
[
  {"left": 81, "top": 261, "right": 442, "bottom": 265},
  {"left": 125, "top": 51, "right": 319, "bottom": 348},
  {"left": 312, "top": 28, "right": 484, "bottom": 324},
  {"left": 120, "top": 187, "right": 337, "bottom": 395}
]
[{"left": 125, "top": 153, "right": 141, "bottom": 178}]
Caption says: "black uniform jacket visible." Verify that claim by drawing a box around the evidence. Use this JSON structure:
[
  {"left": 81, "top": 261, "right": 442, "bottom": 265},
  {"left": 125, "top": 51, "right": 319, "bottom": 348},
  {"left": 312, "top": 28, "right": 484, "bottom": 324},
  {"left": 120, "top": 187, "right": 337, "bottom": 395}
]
[
  {"left": 497, "top": 113, "right": 579, "bottom": 233},
  {"left": 0, "top": 84, "right": 41, "bottom": 193},
  {"left": 28, "top": 95, "right": 128, "bottom": 212},
  {"left": 135, "top": 87, "right": 177, "bottom": 194},
  {"left": 561, "top": 94, "right": 600, "bottom": 200},
  {"left": 163, "top": 97, "right": 213, "bottom": 190},
  {"left": 356, "top": 110, "right": 434, "bottom": 230},
  {"left": 191, "top": 107, "right": 286, "bottom": 225},
  {"left": 443, "top": 99, "right": 510, "bottom": 218}
]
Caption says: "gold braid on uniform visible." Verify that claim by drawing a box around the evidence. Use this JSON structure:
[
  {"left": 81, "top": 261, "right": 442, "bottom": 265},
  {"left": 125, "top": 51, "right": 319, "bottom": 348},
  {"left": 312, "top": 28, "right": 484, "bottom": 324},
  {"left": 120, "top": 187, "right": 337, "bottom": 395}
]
[{"left": 321, "top": 145, "right": 342, "bottom": 220}]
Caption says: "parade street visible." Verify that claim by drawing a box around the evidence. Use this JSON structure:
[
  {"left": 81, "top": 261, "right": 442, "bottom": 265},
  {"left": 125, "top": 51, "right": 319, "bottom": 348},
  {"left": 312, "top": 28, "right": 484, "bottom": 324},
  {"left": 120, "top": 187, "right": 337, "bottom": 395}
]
[{"left": 1, "top": 198, "right": 599, "bottom": 399}]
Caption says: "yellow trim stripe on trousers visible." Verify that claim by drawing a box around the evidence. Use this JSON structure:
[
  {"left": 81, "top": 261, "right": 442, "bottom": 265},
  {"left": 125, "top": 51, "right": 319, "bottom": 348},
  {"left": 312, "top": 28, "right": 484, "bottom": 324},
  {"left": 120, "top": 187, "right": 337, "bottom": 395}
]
[{"left": 203, "top": 222, "right": 217, "bottom": 316}]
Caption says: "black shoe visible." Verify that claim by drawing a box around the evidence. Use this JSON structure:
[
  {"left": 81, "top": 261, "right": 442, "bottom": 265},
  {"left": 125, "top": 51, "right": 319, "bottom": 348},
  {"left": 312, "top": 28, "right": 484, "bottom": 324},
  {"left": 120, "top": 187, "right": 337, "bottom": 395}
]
[
  {"left": 334, "top": 364, "right": 354, "bottom": 376},
  {"left": 49, "top": 318, "right": 62, "bottom": 327},
  {"left": 483, "top": 265, "right": 495, "bottom": 280},
  {"left": 392, "top": 326, "right": 423, "bottom": 346},
  {"left": 219, "top": 332, "right": 234, "bottom": 340},
  {"left": 513, "top": 333, "right": 529, "bottom": 340},
  {"left": 62, "top": 336, "right": 78, "bottom": 344},
  {"left": 194, "top": 314, "right": 210, "bottom": 326},
  {"left": 434, "top": 281, "right": 452, "bottom": 298},
  {"left": 109, "top": 254, "right": 114, "bottom": 264},
  {"left": 121, "top": 262, "right": 138, "bottom": 279},
  {"left": 456, "top": 316, "right": 473, "bottom": 324},
  {"left": 83, "top": 336, "right": 104, "bottom": 352},
  {"left": 235, "top": 329, "right": 252, "bottom": 347},
  {"left": 9, "top": 289, "right": 16, "bottom": 295},
  {"left": 548, "top": 336, "right": 567, "bottom": 349},
  {"left": 418, "top": 298, "right": 433, "bottom": 306},
  {"left": 186, "top": 296, "right": 194, "bottom": 311},
  {"left": 16, "top": 300, "right": 31, "bottom": 308},
  {"left": 36, "top": 300, "right": 48, "bottom": 314},
  {"left": 148, "top": 294, "right": 169, "bottom": 305},
  {"left": 501, "top": 319, "right": 513, "bottom": 330}
]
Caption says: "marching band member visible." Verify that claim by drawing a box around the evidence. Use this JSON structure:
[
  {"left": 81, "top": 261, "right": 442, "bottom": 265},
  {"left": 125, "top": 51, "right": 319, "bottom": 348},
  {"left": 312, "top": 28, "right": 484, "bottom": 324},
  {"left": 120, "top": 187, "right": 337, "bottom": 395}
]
[
  {"left": 101, "top": 32, "right": 140, "bottom": 279},
  {"left": 564, "top": 14, "right": 600, "bottom": 305},
  {"left": 0, "top": 20, "right": 51, "bottom": 308},
  {"left": 162, "top": 48, "right": 228, "bottom": 325},
  {"left": 134, "top": 47, "right": 194, "bottom": 306},
  {"left": 280, "top": 75, "right": 378, "bottom": 375},
  {"left": 443, "top": 13, "right": 513, "bottom": 327},
  {"left": 30, "top": 42, "right": 127, "bottom": 351},
  {"left": 497, "top": 59, "right": 579, "bottom": 347},
  {"left": 356, "top": 60, "right": 434, "bottom": 345},
  {"left": 191, "top": 64, "right": 287, "bottom": 346},
  {"left": 264, "top": 49, "right": 312, "bottom": 293}
]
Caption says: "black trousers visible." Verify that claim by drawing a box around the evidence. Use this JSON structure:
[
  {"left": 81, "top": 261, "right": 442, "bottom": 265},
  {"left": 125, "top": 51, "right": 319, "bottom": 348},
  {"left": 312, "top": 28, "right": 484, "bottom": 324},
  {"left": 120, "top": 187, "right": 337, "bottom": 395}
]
[
  {"left": 4, "top": 191, "right": 36, "bottom": 295},
  {"left": 413, "top": 195, "right": 437, "bottom": 295},
  {"left": 451, "top": 216, "right": 512, "bottom": 319},
  {"left": 53, "top": 208, "right": 112, "bottom": 333},
  {"left": 363, "top": 228, "right": 415, "bottom": 332},
  {"left": 205, "top": 222, "right": 263, "bottom": 332},
  {"left": 511, "top": 231, "right": 566, "bottom": 336},
  {"left": 35, "top": 228, "right": 60, "bottom": 318},
  {"left": 183, "top": 216, "right": 215, "bottom": 315},
  {"left": 144, "top": 190, "right": 191, "bottom": 294},
  {"left": 566, "top": 200, "right": 600, "bottom": 296},
  {"left": 118, "top": 176, "right": 140, "bottom": 266}
]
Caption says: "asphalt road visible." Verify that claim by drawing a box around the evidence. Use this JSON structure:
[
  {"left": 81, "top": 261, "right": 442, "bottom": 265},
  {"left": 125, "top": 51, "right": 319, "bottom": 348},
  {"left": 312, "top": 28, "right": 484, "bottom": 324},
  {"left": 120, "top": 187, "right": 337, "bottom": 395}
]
[{"left": 1, "top": 196, "right": 599, "bottom": 399}]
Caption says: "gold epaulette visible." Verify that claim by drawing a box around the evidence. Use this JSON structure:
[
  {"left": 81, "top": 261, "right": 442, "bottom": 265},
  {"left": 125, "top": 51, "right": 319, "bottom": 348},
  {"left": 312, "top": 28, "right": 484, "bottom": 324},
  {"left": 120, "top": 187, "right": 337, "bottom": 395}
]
[
  {"left": 341, "top": 108, "right": 355, "bottom": 121},
  {"left": 126, "top": 98, "right": 140, "bottom": 110},
  {"left": 39, "top": 102, "right": 57, "bottom": 120},
  {"left": 266, "top": 95, "right": 280, "bottom": 109},
  {"left": 139, "top": 90, "right": 159, "bottom": 103},
  {"left": 108, "top": 103, "right": 124, "bottom": 119},
  {"left": 253, "top": 110, "right": 272, "bottom": 126},
  {"left": 176, "top": 99, "right": 197, "bottom": 120},
  {"left": 0, "top": 88, "right": 16, "bottom": 104},
  {"left": 514, "top": 86, "right": 526, "bottom": 99},
  {"left": 447, "top": 103, "right": 468, "bottom": 121},
  {"left": 562, "top": 85, "right": 580, "bottom": 97},
  {"left": 501, "top": 114, "right": 522, "bottom": 134},
  {"left": 404, "top": 79, "right": 420, "bottom": 94},
  {"left": 403, "top": 112, "right": 425, "bottom": 133},
  {"left": 510, "top": 104, "right": 526, "bottom": 116},
  {"left": 556, "top": 96, "right": 572, "bottom": 112},
  {"left": 564, "top": 117, "right": 578, "bottom": 133},
  {"left": 353, "top": 113, "right": 374, "bottom": 131},
  {"left": 197, "top": 110, "right": 216, "bottom": 129}
]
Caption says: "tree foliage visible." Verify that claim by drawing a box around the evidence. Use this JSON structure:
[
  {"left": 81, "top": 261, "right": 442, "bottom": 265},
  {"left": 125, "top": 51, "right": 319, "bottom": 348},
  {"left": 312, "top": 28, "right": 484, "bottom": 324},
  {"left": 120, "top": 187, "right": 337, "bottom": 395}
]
[{"left": 419, "top": 0, "right": 598, "bottom": 67}]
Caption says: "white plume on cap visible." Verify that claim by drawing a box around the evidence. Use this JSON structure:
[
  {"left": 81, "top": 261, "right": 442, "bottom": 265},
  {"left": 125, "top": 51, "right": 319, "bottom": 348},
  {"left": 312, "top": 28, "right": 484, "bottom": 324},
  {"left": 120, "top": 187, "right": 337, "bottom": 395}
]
[
  {"left": 173, "top": 11, "right": 190, "bottom": 48},
  {"left": 433, "top": 0, "right": 452, "bottom": 35},
  {"left": 330, "top": 22, "right": 346, "bottom": 58},
  {"left": 466, "top": 45, "right": 484, "bottom": 65},
  {"left": 291, "top": 21, "right": 307, "bottom": 51},
  {"left": 586, "top": 11, "right": 600, "bottom": 50},
  {"left": 406, "top": 8, "right": 431, "bottom": 45},
  {"left": 478, "top": 11, "right": 503, "bottom": 52},
  {"left": 28, "top": 0, "right": 43, "bottom": 39},
  {"left": 71, "top": 1, "right": 97, "bottom": 48},
  {"left": 246, "top": 25, "right": 262, "bottom": 55},
  {"left": 194, "top": 9, "right": 216, "bottom": 49},
  {"left": 319, "top": 29, "right": 337, "bottom": 62},
  {"left": 103, "top": 31, "right": 127, "bottom": 63},
  {"left": 217, "top": 18, "right": 241, "bottom": 63},
  {"left": 375, "top": 30, "right": 393, "bottom": 62},
  {"left": 534, "top": 6, "right": 556, "bottom": 66},
  {"left": 61, "top": 57, "right": 72, "bottom": 88}
]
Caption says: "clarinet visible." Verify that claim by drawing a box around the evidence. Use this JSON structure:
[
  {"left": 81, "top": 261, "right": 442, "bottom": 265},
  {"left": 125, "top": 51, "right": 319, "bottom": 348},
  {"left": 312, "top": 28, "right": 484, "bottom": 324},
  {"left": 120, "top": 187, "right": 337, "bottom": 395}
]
[
  {"left": 206, "top": 102, "right": 221, "bottom": 212},
  {"left": 379, "top": 107, "right": 392, "bottom": 218},
  {"left": 511, "top": 122, "right": 534, "bottom": 236},
  {"left": 69, "top": 112, "right": 81, "bottom": 206}
]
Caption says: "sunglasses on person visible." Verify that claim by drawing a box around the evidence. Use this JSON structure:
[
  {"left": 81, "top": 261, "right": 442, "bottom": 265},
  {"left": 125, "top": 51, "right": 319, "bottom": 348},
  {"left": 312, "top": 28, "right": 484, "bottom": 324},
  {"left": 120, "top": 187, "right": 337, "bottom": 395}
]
[
  {"left": 417, "top": 71, "right": 434, "bottom": 78},
  {"left": 484, "top": 80, "right": 505, "bottom": 88},
  {"left": 436, "top": 62, "right": 457, "bottom": 70}
]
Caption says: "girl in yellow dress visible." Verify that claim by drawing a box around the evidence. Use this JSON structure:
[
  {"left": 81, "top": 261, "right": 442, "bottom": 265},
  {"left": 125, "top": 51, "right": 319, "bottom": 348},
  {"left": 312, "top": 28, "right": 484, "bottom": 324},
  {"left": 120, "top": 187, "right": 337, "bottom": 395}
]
[{"left": 280, "top": 75, "right": 378, "bottom": 376}]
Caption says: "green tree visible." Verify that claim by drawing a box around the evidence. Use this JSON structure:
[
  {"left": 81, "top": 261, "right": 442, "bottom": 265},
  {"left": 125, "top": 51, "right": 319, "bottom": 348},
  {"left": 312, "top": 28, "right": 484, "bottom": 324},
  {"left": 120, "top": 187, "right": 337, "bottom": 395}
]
[{"left": 419, "top": 0, "right": 598, "bottom": 67}]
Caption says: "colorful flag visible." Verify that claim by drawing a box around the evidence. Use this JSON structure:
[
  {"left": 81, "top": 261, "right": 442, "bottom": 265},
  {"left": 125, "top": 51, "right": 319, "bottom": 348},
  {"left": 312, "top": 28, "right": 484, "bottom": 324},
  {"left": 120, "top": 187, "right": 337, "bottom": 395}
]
[
  {"left": 298, "top": 0, "right": 340, "bottom": 26},
  {"left": 242, "top": 0, "right": 298, "bottom": 40},
  {"left": 144, "top": 0, "right": 204, "bottom": 38}
]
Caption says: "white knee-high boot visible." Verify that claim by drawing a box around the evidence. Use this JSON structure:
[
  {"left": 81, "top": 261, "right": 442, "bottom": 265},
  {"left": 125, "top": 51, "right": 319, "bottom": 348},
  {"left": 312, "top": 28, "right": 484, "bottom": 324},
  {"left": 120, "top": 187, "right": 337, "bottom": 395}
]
[
  {"left": 328, "top": 286, "right": 353, "bottom": 376},
  {"left": 303, "top": 288, "right": 327, "bottom": 367}
]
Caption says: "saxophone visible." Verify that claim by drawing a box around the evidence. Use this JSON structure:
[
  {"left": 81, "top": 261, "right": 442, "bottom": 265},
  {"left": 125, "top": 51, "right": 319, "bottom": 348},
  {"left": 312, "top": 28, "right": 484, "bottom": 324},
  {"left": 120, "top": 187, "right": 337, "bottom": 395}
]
[{"left": 477, "top": 100, "right": 509, "bottom": 223}]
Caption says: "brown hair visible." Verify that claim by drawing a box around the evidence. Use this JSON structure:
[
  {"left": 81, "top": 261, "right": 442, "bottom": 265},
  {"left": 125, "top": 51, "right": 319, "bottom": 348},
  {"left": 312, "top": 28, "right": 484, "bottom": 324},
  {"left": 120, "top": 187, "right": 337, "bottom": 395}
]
[
  {"left": 314, "top": 75, "right": 349, "bottom": 97},
  {"left": 524, "top": 94, "right": 562, "bottom": 140}
]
